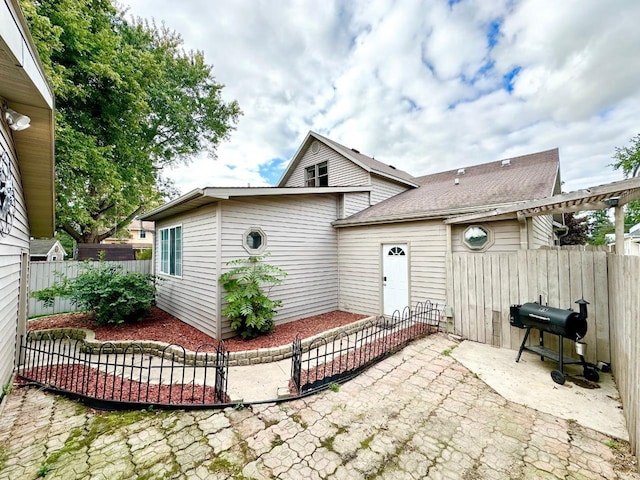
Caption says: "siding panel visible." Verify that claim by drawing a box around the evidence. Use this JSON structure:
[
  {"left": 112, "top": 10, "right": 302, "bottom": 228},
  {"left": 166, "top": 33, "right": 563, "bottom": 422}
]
[
  {"left": 342, "top": 192, "right": 371, "bottom": 218},
  {"left": 370, "top": 176, "right": 409, "bottom": 205},
  {"left": 452, "top": 220, "right": 521, "bottom": 253},
  {"left": 338, "top": 221, "right": 447, "bottom": 315},
  {"left": 220, "top": 195, "right": 340, "bottom": 338},
  {"left": 284, "top": 142, "right": 369, "bottom": 187},
  {"left": 154, "top": 204, "right": 218, "bottom": 339},
  {"left": 531, "top": 215, "right": 554, "bottom": 248},
  {"left": 0, "top": 123, "right": 30, "bottom": 387}
]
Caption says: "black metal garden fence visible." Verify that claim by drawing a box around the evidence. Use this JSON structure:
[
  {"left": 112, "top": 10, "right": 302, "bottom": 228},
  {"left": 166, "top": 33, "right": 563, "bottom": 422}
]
[
  {"left": 17, "top": 332, "right": 229, "bottom": 409},
  {"left": 291, "top": 300, "right": 441, "bottom": 394}
]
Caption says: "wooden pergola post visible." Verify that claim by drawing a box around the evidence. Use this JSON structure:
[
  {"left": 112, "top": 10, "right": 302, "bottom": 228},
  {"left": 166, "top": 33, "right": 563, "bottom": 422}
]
[{"left": 614, "top": 204, "right": 625, "bottom": 254}]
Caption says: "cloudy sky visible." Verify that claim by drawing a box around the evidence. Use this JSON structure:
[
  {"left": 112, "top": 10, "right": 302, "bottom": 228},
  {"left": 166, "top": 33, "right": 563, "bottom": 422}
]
[{"left": 126, "top": 0, "right": 640, "bottom": 195}]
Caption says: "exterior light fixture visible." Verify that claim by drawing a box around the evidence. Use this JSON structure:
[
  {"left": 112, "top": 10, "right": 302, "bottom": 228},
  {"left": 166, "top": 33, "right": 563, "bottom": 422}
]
[
  {"left": 4, "top": 108, "right": 31, "bottom": 131},
  {"left": 603, "top": 197, "right": 619, "bottom": 208}
]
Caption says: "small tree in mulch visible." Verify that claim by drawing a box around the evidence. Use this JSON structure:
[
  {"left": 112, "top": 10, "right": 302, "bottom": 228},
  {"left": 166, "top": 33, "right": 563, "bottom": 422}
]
[
  {"left": 31, "top": 260, "right": 157, "bottom": 325},
  {"left": 219, "top": 253, "right": 287, "bottom": 339}
]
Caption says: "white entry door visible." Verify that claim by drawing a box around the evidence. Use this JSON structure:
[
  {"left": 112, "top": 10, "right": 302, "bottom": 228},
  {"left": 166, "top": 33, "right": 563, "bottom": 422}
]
[{"left": 382, "top": 244, "right": 409, "bottom": 315}]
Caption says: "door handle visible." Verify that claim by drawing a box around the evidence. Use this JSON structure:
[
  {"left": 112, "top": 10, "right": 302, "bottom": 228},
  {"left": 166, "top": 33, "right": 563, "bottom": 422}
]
[{"left": 383, "top": 276, "right": 387, "bottom": 281}]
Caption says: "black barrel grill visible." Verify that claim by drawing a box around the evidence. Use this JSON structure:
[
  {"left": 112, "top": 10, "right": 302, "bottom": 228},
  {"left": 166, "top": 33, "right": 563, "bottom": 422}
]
[{"left": 510, "top": 298, "right": 599, "bottom": 385}]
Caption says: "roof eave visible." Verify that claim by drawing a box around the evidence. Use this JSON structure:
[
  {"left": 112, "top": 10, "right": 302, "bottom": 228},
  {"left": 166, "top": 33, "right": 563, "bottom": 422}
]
[
  {"left": 139, "top": 189, "right": 207, "bottom": 221},
  {"left": 2, "top": 0, "right": 56, "bottom": 238},
  {"left": 371, "top": 170, "right": 419, "bottom": 188},
  {"left": 278, "top": 131, "right": 416, "bottom": 187},
  {"left": 445, "top": 176, "right": 640, "bottom": 225},
  {"left": 276, "top": 131, "right": 315, "bottom": 186},
  {"left": 141, "top": 185, "right": 373, "bottom": 222},
  {"left": 333, "top": 202, "right": 519, "bottom": 228}
]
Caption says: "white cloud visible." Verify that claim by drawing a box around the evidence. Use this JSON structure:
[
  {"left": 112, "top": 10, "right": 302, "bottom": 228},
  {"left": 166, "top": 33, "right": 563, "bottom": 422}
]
[{"left": 126, "top": 0, "right": 640, "bottom": 197}]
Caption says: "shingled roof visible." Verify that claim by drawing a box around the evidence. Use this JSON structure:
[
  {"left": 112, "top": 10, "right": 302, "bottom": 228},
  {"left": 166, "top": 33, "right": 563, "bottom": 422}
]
[
  {"left": 334, "top": 148, "right": 560, "bottom": 226},
  {"left": 30, "top": 239, "right": 61, "bottom": 256}
]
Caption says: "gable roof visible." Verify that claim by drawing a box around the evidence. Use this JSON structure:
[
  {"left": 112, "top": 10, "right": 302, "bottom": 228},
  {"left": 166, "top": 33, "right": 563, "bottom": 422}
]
[
  {"left": 30, "top": 239, "right": 65, "bottom": 257},
  {"left": 277, "top": 131, "right": 418, "bottom": 188},
  {"left": 334, "top": 149, "right": 560, "bottom": 227}
]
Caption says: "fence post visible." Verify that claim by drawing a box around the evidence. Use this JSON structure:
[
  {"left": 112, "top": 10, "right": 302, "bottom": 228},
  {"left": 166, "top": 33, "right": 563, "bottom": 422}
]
[
  {"left": 291, "top": 334, "right": 302, "bottom": 394},
  {"left": 214, "top": 341, "right": 229, "bottom": 403}
]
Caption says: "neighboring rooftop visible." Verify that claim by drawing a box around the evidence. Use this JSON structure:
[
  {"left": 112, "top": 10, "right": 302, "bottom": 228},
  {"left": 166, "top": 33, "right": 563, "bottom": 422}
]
[
  {"left": 334, "top": 148, "right": 560, "bottom": 226},
  {"left": 29, "top": 239, "right": 65, "bottom": 257}
]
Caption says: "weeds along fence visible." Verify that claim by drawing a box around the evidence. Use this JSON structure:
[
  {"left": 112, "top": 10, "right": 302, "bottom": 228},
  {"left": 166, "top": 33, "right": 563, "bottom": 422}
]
[
  {"left": 291, "top": 300, "right": 442, "bottom": 394},
  {"left": 29, "top": 260, "right": 152, "bottom": 317},
  {"left": 17, "top": 332, "right": 229, "bottom": 410}
]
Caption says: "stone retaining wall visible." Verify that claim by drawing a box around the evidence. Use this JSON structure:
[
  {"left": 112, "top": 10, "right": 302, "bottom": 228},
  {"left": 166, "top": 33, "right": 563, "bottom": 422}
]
[{"left": 25, "top": 316, "right": 377, "bottom": 367}]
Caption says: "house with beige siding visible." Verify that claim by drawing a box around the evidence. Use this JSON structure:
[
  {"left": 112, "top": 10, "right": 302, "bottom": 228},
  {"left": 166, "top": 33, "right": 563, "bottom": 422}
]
[
  {"left": 142, "top": 131, "right": 561, "bottom": 339},
  {"left": 102, "top": 219, "right": 155, "bottom": 255},
  {"left": 0, "top": 0, "right": 55, "bottom": 388}
]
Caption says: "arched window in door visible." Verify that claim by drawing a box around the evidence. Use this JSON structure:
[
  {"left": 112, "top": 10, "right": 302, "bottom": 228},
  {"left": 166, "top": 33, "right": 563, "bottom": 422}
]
[{"left": 388, "top": 246, "right": 406, "bottom": 256}]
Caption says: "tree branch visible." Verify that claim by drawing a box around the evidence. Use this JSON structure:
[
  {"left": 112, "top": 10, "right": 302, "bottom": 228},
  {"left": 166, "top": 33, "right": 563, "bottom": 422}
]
[
  {"left": 61, "top": 223, "right": 82, "bottom": 243},
  {"left": 95, "top": 205, "right": 146, "bottom": 243}
]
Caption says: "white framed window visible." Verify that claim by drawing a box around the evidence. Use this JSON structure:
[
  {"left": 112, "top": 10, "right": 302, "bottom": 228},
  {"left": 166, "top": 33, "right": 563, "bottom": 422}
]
[
  {"left": 243, "top": 227, "right": 267, "bottom": 254},
  {"left": 159, "top": 225, "right": 182, "bottom": 276},
  {"left": 139, "top": 230, "right": 147, "bottom": 239},
  {"left": 305, "top": 161, "right": 328, "bottom": 187},
  {"left": 462, "top": 224, "right": 494, "bottom": 251}
]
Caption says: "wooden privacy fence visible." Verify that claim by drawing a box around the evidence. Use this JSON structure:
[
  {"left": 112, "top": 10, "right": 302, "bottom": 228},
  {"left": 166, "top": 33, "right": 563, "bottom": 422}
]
[
  {"left": 450, "top": 249, "right": 639, "bottom": 462},
  {"left": 608, "top": 254, "right": 639, "bottom": 460},
  {"left": 449, "top": 249, "right": 610, "bottom": 365},
  {"left": 28, "top": 260, "right": 152, "bottom": 317}
]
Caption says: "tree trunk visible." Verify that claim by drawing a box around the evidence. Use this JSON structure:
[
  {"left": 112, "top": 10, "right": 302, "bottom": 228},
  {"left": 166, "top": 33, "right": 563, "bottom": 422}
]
[{"left": 62, "top": 205, "right": 146, "bottom": 243}]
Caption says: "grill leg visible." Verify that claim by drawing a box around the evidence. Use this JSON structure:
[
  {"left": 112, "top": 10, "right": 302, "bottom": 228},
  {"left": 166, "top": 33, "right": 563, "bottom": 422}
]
[
  {"left": 515, "top": 327, "right": 531, "bottom": 363},
  {"left": 558, "top": 335, "right": 564, "bottom": 374},
  {"left": 539, "top": 330, "right": 545, "bottom": 362}
]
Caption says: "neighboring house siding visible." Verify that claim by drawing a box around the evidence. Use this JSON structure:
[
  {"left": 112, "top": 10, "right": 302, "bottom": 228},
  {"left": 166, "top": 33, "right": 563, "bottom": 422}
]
[
  {"left": 284, "top": 142, "right": 369, "bottom": 187},
  {"left": 0, "top": 126, "right": 30, "bottom": 387},
  {"left": 220, "top": 195, "right": 339, "bottom": 338},
  {"left": 154, "top": 204, "right": 218, "bottom": 339},
  {"left": 338, "top": 220, "right": 447, "bottom": 315},
  {"left": 370, "top": 176, "right": 409, "bottom": 205},
  {"left": 342, "top": 192, "right": 371, "bottom": 218},
  {"left": 451, "top": 221, "right": 522, "bottom": 253},
  {"left": 531, "top": 215, "right": 554, "bottom": 248}
]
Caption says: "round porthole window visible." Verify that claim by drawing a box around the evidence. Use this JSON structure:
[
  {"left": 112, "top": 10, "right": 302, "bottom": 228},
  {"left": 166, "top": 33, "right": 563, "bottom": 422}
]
[
  {"left": 462, "top": 225, "right": 494, "bottom": 251},
  {"left": 243, "top": 227, "right": 267, "bottom": 254}
]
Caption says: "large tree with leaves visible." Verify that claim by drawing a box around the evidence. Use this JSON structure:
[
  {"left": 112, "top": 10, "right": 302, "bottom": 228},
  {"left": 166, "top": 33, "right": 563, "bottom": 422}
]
[
  {"left": 612, "top": 133, "right": 640, "bottom": 227},
  {"left": 21, "top": 0, "right": 240, "bottom": 243}
]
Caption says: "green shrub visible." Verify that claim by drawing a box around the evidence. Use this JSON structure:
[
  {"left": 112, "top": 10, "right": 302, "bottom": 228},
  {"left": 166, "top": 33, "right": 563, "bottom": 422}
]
[
  {"left": 135, "top": 248, "right": 153, "bottom": 260},
  {"left": 219, "top": 253, "right": 287, "bottom": 339},
  {"left": 31, "top": 262, "right": 157, "bottom": 325}
]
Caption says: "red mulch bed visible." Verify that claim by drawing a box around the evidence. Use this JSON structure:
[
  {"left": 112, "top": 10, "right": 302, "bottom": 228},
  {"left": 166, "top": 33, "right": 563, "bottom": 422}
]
[
  {"left": 28, "top": 307, "right": 368, "bottom": 352},
  {"left": 18, "top": 364, "right": 230, "bottom": 405},
  {"left": 289, "top": 323, "right": 437, "bottom": 395}
]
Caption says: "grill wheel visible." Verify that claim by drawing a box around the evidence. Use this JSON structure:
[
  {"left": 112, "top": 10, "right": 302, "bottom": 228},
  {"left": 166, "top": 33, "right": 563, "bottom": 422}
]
[{"left": 551, "top": 370, "right": 566, "bottom": 385}]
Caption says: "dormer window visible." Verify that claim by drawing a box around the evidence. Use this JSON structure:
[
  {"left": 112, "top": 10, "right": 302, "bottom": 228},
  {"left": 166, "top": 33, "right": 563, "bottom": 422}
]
[{"left": 305, "top": 161, "right": 328, "bottom": 187}]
